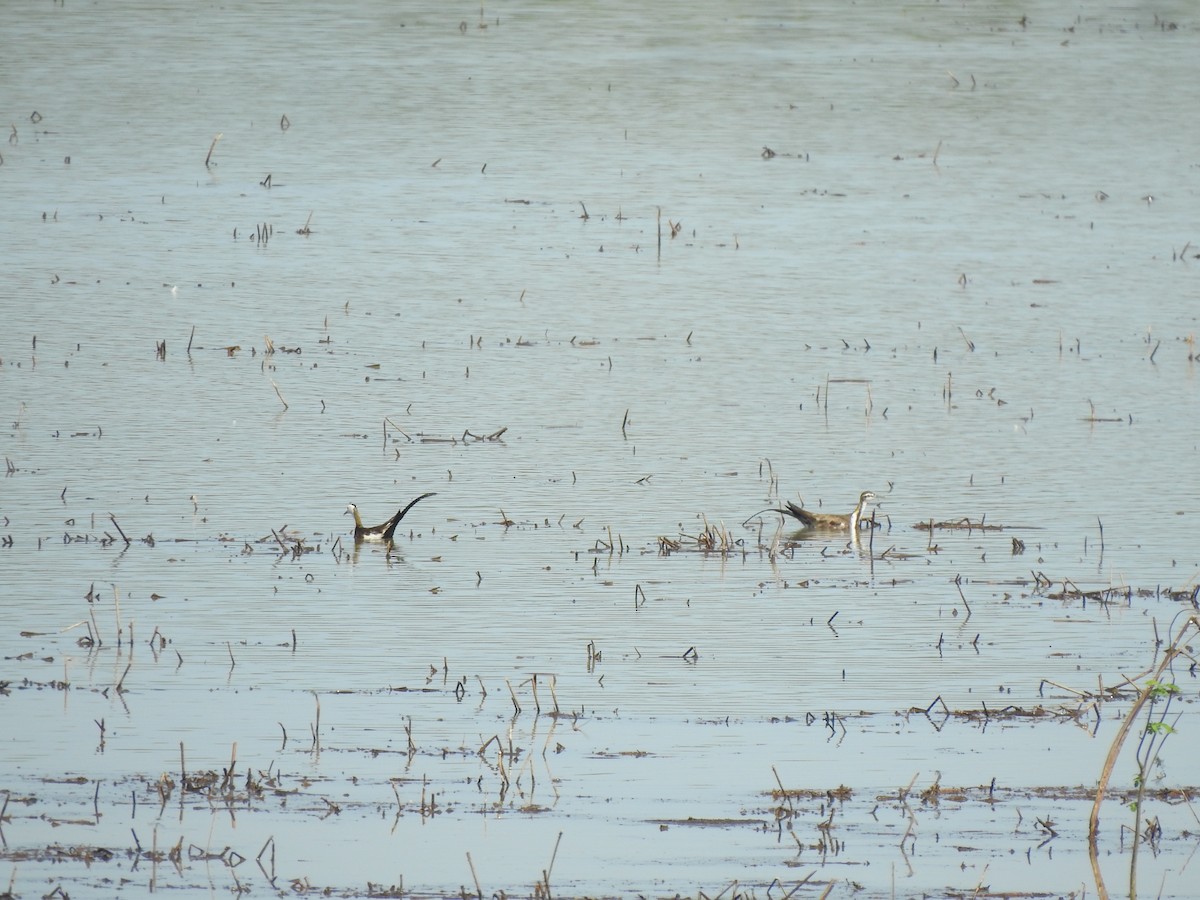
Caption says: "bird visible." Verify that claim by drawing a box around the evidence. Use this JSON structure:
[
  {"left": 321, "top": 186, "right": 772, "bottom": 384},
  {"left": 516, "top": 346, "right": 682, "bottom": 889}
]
[
  {"left": 345, "top": 492, "right": 436, "bottom": 544},
  {"left": 778, "top": 490, "right": 878, "bottom": 532}
]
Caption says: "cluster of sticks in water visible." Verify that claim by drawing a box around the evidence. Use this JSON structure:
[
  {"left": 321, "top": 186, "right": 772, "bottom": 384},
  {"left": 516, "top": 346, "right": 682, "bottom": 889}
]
[{"left": 12, "top": 571, "right": 1199, "bottom": 899}]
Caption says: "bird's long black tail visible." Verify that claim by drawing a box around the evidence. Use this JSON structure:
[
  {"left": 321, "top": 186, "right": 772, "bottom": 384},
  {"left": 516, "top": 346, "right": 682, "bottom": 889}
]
[
  {"left": 382, "top": 492, "right": 437, "bottom": 543},
  {"left": 741, "top": 505, "right": 803, "bottom": 528}
]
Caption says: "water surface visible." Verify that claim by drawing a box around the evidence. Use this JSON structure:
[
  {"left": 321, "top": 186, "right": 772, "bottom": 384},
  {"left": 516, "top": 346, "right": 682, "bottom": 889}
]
[{"left": 2, "top": 1, "right": 1198, "bottom": 897}]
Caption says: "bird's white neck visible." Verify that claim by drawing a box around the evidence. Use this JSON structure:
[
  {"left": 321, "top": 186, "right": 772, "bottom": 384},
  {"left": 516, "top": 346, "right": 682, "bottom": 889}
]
[{"left": 849, "top": 496, "right": 870, "bottom": 532}]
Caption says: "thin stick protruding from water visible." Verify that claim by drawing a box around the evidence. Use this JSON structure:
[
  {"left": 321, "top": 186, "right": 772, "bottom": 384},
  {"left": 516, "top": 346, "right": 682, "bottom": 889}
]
[
  {"left": 543, "top": 831, "right": 564, "bottom": 893},
  {"left": 112, "top": 584, "right": 123, "bottom": 646},
  {"left": 772, "top": 766, "right": 796, "bottom": 816},
  {"left": 310, "top": 691, "right": 321, "bottom": 752},
  {"left": 466, "top": 852, "right": 483, "bottom": 900},
  {"left": 954, "top": 576, "right": 972, "bottom": 620},
  {"left": 204, "top": 133, "right": 223, "bottom": 168},
  {"left": 383, "top": 416, "right": 413, "bottom": 447},
  {"left": 115, "top": 661, "right": 132, "bottom": 693},
  {"left": 270, "top": 379, "right": 288, "bottom": 411},
  {"left": 257, "top": 836, "right": 276, "bottom": 878},
  {"left": 222, "top": 742, "right": 238, "bottom": 791},
  {"left": 109, "top": 513, "right": 131, "bottom": 547}
]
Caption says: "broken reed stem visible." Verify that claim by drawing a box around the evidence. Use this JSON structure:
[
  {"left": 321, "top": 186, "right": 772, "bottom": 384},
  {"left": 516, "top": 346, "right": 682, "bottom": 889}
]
[
  {"left": 84, "top": 605, "right": 101, "bottom": 647},
  {"left": 270, "top": 379, "right": 288, "bottom": 410},
  {"left": 383, "top": 416, "right": 414, "bottom": 448},
  {"left": 257, "top": 835, "right": 275, "bottom": 868},
  {"left": 220, "top": 741, "right": 239, "bottom": 792},
  {"left": 478, "top": 734, "right": 499, "bottom": 757},
  {"left": 204, "top": 132, "right": 223, "bottom": 168},
  {"left": 310, "top": 691, "right": 322, "bottom": 752},
  {"left": 115, "top": 661, "right": 132, "bottom": 692},
  {"left": 545, "top": 831, "right": 563, "bottom": 886},
  {"left": 112, "top": 584, "right": 123, "bottom": 645},
  {"left": 108, "top": 513, "right": 131, "bottom": 546},
  {"left": 1039, "top": 678, "right": 1088, "bottom": 698},
  {"left": 772, "top": 766, "right": 795, "bottom": 814},
  {"left": 954, "top": 579, "right": 971, "bottom": 618},
  {"left": 466, "top": 852, "right": 483, "bottom": 900}
]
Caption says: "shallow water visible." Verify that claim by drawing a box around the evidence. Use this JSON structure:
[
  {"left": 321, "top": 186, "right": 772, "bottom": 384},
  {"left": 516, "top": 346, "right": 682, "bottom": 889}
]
[{"left": 2, "top": 0, "right": 1199, "bottom": 897}]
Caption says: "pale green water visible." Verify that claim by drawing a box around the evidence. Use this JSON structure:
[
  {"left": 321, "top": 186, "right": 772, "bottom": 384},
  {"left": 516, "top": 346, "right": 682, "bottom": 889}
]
[{"left": 1, "top": 1, "right": 1198, "bottom": 897}]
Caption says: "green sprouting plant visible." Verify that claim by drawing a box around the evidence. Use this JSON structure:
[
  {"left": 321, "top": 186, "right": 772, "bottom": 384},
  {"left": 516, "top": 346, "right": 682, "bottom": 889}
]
[
  {"left": 1088, "top": 612, "right": 1199, "bottom": 900},
  {"left": 1128, "top": 679, "right": 1180, "bottom": 816}
]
